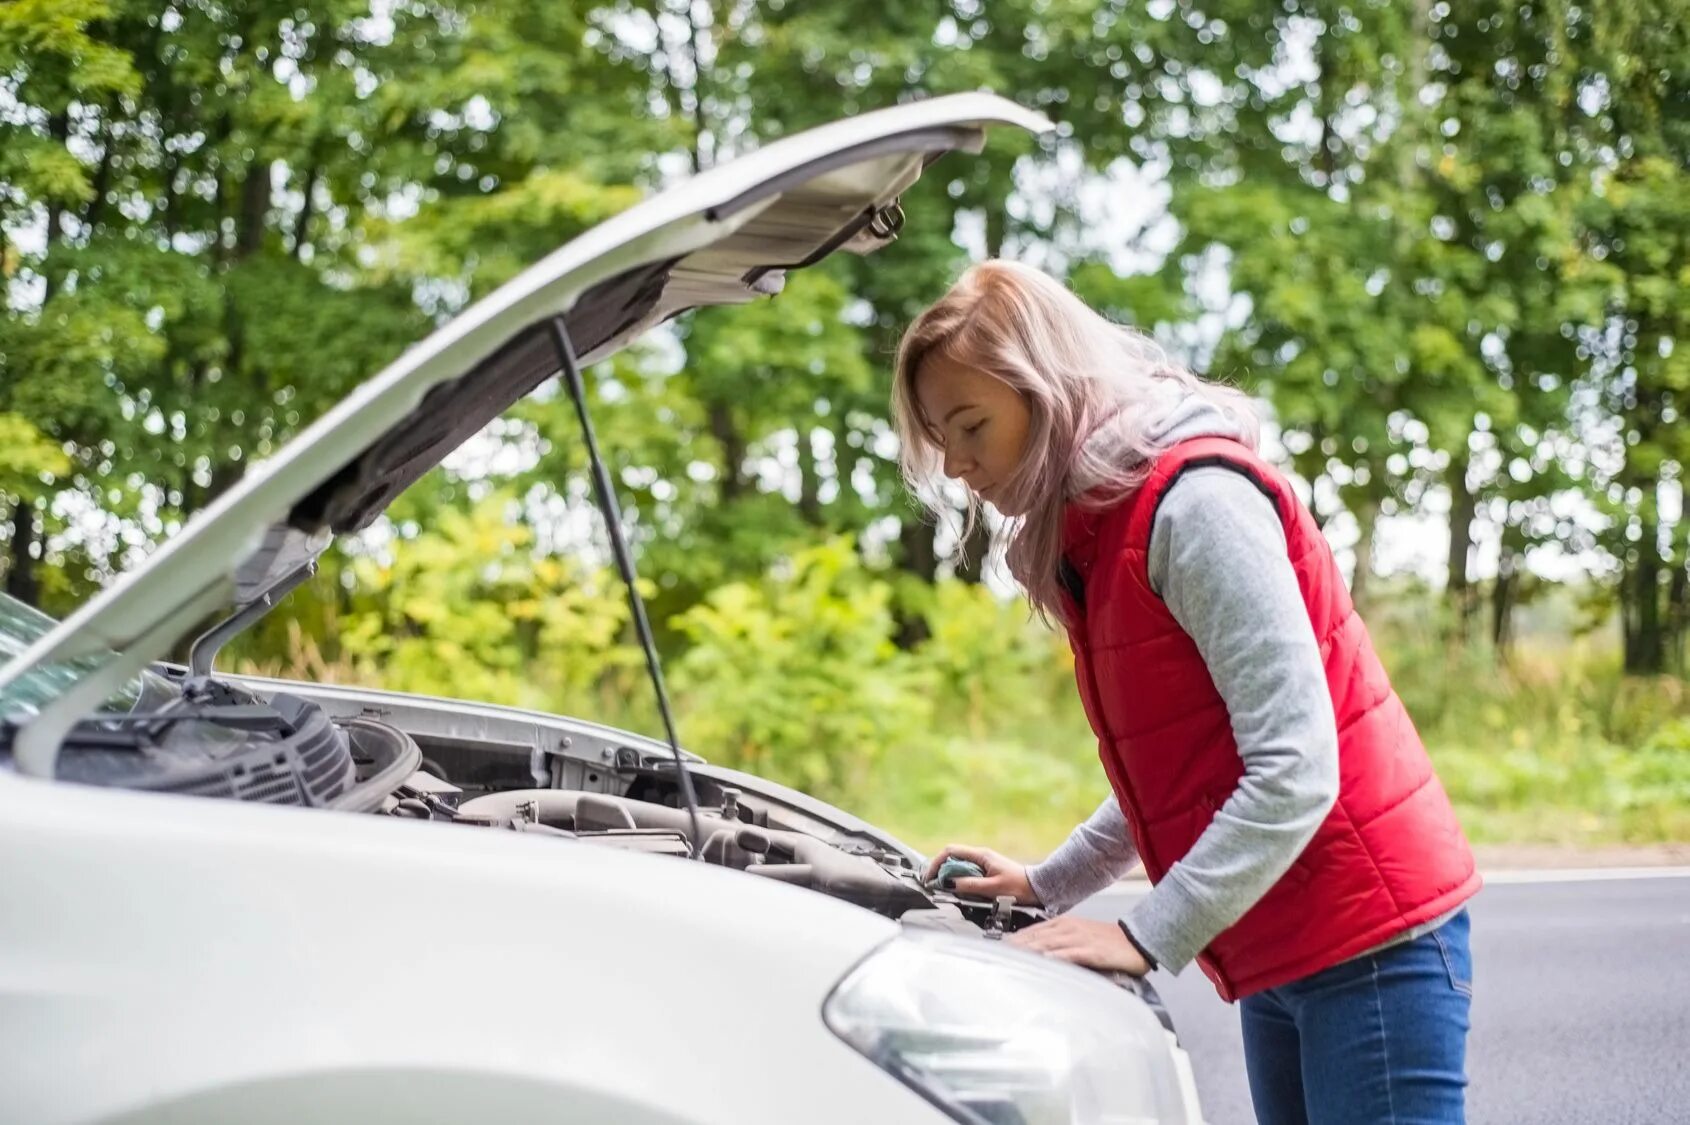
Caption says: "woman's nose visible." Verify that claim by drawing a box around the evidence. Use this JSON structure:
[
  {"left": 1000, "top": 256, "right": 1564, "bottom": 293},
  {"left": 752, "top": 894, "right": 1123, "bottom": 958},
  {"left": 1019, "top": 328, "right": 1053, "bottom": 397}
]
[{"left": 941, "top": 444, "right": 971, "bottom": 480}]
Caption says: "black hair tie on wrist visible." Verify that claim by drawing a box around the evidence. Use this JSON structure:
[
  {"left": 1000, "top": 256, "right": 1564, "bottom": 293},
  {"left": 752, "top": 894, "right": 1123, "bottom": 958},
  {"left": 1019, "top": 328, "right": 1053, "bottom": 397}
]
[{"left": 1118, "top": 920, "right": 1159, "bottom": 971}]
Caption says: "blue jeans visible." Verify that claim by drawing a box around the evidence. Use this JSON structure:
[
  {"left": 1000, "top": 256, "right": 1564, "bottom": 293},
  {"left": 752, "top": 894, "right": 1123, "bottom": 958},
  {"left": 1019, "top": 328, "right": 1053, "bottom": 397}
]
[{"left": 1239, "top": 909, "right": 1473, "bottom": 1125}]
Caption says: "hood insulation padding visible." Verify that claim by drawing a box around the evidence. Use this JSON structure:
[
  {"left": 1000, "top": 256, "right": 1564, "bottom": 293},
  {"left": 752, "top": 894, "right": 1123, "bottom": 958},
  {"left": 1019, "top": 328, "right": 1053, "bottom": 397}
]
[{"left": 289, "top": 258, "right": 674, "bottom": 535}]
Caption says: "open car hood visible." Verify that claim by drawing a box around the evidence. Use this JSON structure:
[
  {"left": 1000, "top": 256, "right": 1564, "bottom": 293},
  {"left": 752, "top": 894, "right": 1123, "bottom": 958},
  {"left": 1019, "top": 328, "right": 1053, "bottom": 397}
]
[{"left": 0, "top": 93, "right": 1050, "bottom": 772}]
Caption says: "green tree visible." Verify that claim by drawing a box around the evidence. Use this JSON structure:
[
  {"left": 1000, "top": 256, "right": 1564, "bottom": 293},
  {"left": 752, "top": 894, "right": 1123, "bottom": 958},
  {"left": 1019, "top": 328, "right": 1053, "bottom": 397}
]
[
  {"left": 1568, "top": 2, "right": 1690, "bottom": 672},
  {"left": 0, "top": 0, "right": 652, "bottom": 608},
  {"left": 1114, "top": 0, "right": 1611, "bottom": 649}
]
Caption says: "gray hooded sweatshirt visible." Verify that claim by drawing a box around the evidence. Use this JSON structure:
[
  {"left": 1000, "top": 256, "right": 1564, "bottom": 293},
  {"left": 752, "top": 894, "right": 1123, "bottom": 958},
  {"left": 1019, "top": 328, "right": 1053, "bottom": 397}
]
[{"left": 1025, "top": 394, "right": 1453, "bottom": 975}]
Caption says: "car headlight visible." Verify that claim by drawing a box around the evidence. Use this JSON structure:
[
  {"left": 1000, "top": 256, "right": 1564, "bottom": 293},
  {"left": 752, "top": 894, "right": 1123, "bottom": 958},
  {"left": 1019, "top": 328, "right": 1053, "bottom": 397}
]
[{"left": 823, "top": 932, "right": 1197, "bottom": 1125}]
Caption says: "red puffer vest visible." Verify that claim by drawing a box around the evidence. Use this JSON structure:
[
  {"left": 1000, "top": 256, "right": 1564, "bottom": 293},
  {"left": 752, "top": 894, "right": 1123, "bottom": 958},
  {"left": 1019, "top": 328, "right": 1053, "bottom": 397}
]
[{"left": 1059, "top": 437, "right": 1480, "bottom": 1002}]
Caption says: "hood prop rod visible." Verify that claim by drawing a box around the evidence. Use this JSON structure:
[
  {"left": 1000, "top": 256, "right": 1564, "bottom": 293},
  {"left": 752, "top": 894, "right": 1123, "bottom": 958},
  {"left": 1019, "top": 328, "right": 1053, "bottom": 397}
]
[
  {"left": 548, "top": 317, "right": 704, "bottom": 858},
  {"left": 186, "top": 560, "right": 318, "bottom": 681}
]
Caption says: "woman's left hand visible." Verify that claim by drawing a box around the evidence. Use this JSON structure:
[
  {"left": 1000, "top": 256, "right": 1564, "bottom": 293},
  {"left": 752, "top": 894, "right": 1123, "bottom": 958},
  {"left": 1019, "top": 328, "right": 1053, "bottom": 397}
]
[{"left": 1007, "top": 916, "right": 1152, "bottom": 976}]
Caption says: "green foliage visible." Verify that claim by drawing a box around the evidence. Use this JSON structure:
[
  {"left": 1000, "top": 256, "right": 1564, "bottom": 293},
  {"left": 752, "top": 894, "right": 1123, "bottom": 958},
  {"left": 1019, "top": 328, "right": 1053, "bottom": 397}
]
[
  {"left": 1364, "top": 591, "right": 1690, "bottom": 847},
  {"left": 340, "top": 501, "right": 627, "bottom": 707},
  {"left": 231, "top": 494, "right": 654, "bottom": 722},
  {"left": 0, "top": 413, "right": 69, "bottom": 501},
  {"left": 377, "top": 171, "right": 644, "bottom": 298},
  {"left": 7, "top": 0, "right": 1689, "bottom": 856},
  {"left": 669, "top": 539, "right": 932, "bottom": 801},
  {"left": 861, "top": 737, "right": 1109, "bottom": 864},
  {"left": 908, "top": 577, "right": 1077, "bottom": 734}
]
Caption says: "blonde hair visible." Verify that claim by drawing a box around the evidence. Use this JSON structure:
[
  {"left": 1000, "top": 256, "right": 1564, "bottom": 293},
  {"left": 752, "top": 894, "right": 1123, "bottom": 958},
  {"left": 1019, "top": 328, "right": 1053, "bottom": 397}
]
[{"left": 891, "top": 259, "right": 1260, "bottom": 622}]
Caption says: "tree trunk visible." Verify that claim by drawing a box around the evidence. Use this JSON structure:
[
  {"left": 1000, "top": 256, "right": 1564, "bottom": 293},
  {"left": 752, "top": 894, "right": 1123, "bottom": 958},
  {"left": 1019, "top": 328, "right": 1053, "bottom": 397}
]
[
  {"left": 5, "top": 507, "right": 41, "bottom": 608},
  {"left": 293, "top": 160, "right": 320, "bottom": 260},
  {"left": 707, "top": 401, "right": 746, "bottom": 502},
  {"left": 1620, "top": 552, "right": 1637, "bottom": 668},
  {"left": 1666, "top": 559, "right": 1687, "bottom": 676},
  {"left": 41, "top": 112, "right": 70, "bottom": 303},
  {"left": 1492, "top": 548, "right": 1518, "bottom": 659},
  {"left": 82, "top": 107, "right": 116, "bottom": 232},
  {"left": 41, "top": 200, "right": 61, "bottom": 304},
  {"left": 953, "top": 515, "right": 992, "bottom": 585},
  {"left": 1446, "top": 444, "right": 1477, "bottom": 637},
  {"left": 985, "top": 200, "right": 1007, "bottom": 262},
  {"left": 1350, "top": 496, "right": 1378, "bottom": 614},
  {"left": 224, "top": 159, "right": 271, "bottom": 402},
  {"left": 685, "top": 0, "right": 712, "bottom": 171},
  {"left": 893, "top": 516, "right": 938, "bottom": 649},
  {"left": 162, "top": 148, "right": 182, "bottom": 239},
  {"left": 898, "top": 515, "right": 938, "bottom": 582},
  {"left": 212, "top": 110, "right": 234, "bottom": 261},
  {"left": 796, "top": 426, "right": 822, "bottom": 527},
  {"left": 237, "top": 158, "right": 270, "bottom": 257},
  {"left": 1626, "top": 518, "right": 1665, "bottom": 675},
  {"left": 1314, "top": 32, "right": 1338, "bottom": 185}
]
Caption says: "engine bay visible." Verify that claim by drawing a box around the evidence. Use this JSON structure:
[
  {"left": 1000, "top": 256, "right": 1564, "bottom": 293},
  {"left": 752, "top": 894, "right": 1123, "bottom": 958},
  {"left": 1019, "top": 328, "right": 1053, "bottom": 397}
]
[
  {"left": 20, "top": 679, "right": 1045, "bottom": 938},
  {"left": 390, "top": 768, "right": 1043, "bottom": 939},
  {"left": 383, "top": 733, "right": 1052, "bottom": 941},
  {"left": 3, "top": 671, "right": 1172, "bottom": 1021}
]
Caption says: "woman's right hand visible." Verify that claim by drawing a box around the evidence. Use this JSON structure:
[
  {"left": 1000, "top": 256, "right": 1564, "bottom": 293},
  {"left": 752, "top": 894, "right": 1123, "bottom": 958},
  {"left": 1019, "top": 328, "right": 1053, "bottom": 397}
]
[{"left": 924, "top": 844, "right": 1041, "bottom": 905}]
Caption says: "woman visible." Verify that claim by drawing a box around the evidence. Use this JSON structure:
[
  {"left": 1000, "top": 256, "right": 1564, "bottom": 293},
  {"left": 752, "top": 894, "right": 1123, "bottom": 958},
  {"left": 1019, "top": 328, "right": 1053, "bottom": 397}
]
[{"left": 894, "top": 260, "right": 1481, "bottom": 1125}]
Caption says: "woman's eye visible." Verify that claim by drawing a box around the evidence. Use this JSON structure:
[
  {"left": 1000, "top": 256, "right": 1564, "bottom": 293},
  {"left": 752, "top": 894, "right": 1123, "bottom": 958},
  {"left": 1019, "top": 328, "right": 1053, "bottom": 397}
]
[{"left": 964, "top": 421, "right": 986, "bottom": 436}]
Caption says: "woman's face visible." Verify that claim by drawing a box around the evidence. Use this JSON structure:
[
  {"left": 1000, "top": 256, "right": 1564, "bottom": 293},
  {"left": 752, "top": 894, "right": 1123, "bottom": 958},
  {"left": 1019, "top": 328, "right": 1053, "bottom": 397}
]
[{"left": 914, "top": 349, "right": 1033, "bottom": 514}]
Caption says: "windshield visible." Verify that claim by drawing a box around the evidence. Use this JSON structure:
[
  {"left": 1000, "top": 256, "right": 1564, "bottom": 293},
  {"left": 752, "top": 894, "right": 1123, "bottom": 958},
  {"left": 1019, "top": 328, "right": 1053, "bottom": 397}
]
[{"left": 0, "top": 592, "right": 181, "bottom": 718}]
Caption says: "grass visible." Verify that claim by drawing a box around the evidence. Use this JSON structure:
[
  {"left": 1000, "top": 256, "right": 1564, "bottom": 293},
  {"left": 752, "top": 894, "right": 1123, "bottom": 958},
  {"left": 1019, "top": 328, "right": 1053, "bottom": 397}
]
[{"left": 866, "top": 611, "right": 1690, "bottom": 858}]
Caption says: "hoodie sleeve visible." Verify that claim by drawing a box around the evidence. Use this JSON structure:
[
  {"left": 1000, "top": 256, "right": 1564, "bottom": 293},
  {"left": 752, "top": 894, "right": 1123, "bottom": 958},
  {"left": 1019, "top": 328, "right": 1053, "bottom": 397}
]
[
  {"left": 1025, "top": 795, "right": 1140, "bottom": 913},
  {"left": 1120, "top": 466, "right": 1340, "bottom": 974}
]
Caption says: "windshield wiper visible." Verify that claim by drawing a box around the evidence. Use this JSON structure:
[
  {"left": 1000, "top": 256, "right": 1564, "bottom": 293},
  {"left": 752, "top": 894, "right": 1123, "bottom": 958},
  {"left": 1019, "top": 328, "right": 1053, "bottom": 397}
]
[
  {"left": 0, "top": 701, "right": 296, "bottom": 755},
  {"left": 548, "top": 317, "right": 704, "bottom": 857},
  {"left": 81, "top": 704, "right": 294, "bottom": 733}
]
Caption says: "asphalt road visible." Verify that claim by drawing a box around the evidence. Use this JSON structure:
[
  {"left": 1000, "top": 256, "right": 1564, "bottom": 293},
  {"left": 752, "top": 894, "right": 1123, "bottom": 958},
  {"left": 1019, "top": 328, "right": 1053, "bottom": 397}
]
[{"left": 1075, "top": 871, "right": 1690, "bottom": 1125}]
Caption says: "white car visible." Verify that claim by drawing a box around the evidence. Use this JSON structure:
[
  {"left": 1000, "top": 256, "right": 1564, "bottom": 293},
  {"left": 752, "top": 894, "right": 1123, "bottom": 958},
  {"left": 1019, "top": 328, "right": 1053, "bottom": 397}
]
[{"left": 0, "top": 93, "right": 1204, "bottom": 1125}]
